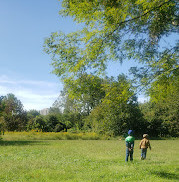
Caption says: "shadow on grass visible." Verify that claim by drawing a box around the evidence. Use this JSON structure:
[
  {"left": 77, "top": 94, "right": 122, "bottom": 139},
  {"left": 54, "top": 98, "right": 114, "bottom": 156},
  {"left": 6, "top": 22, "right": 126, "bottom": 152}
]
[
  {"left": 0, "top": 140, "right": 49, "bottom": 146},
  {"left": 151, "top": 171, "right": 179, "bottom": 180}
]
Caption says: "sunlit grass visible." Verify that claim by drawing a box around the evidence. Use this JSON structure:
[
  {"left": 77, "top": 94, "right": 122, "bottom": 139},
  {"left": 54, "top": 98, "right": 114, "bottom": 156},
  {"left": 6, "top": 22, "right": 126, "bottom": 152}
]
[
  {"left": 2, "top": 131, "right": 106, "bottom": 140},
  {"left": 0, "top": 137, "right": 178, "bottom": 181}
]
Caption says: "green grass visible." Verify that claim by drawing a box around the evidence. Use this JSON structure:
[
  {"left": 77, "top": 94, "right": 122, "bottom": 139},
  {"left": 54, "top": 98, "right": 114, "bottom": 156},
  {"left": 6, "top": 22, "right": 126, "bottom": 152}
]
[{"left": 0, "top": 137, "right": 178, "bottom": 181}]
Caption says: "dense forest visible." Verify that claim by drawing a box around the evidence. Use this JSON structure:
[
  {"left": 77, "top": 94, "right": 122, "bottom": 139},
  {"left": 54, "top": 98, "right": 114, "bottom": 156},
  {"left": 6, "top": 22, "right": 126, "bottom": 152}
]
[{"left": 0, "top": 0, "right": 178, "bottom": 137}]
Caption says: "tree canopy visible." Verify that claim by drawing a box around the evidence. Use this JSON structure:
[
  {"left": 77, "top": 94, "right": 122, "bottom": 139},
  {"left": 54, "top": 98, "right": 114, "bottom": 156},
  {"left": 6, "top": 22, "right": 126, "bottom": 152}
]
[
  {"left": 44, "top": 0, "right": 178, "bottom": 86},
  {"left": 0, "top": 94, "right": 27, "bottom": 131}
]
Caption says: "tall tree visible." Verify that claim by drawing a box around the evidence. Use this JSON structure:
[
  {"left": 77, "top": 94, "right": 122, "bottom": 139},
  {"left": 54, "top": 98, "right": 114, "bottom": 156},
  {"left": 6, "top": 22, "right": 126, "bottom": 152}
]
[
  {"left": 2, "top": 94, "right": 27, "bottom": 131},
  {"left": 148, "top": 72, "right": 179, "bottom": 136},
  {"left": 85, "top": 75, "right": 145, "bottom": 136},
  {"left": 44, "top": 0, "right": 178, "bottom": 84},
  {"left": 53, "top": 73, "right": 105, "bottom": 113},
  {"left": 63, "top": 73, "right": 105, "bottom": 114}
]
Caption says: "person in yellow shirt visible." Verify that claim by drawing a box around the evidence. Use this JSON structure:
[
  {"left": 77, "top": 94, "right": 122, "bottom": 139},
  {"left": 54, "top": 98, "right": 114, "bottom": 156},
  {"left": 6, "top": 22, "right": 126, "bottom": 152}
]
[{"left": 139, "top": 134, "right": 151, "bottom": 160}]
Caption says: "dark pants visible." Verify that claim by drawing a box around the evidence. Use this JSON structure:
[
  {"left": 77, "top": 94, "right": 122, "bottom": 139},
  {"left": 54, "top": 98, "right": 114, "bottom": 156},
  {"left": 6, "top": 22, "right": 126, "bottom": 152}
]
[
  {"left": 141, "top": 148, "right": 147, "bottom": 160},
  {"left": 125, "top": 148, "right": 133, "bottom": 162}
]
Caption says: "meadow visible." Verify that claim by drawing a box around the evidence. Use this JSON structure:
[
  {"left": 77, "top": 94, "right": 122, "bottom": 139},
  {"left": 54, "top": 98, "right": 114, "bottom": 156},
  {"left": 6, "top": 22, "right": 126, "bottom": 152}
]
[{"left": 0, "top": 133, "right": 178, "bottom": 182}]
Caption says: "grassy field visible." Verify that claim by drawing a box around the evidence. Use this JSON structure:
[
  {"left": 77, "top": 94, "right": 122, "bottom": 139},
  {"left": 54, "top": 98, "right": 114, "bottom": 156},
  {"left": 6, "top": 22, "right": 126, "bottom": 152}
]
[{"left": 0, "top": 134, "right": 178, "bottom": 181}]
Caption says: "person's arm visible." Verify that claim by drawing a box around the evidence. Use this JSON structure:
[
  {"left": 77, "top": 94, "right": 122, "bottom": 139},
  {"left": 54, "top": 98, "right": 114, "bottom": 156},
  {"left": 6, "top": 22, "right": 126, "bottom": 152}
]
[
  {"left": 131, "top": 142, "right": 134, "bottom": 150},
  {"left": 139, "top": 140, "right": 142, "bottom": 149},
  {"left": 126, "top": 141, "right": 129, "bottom": 148},
  {"left": 148, "top": 141, "right": 151, "bottom": 150}
]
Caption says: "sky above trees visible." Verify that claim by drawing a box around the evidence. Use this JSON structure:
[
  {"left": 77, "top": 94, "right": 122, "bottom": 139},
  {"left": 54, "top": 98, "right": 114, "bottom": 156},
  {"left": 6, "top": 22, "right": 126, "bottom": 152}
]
[{"left": 2, "top": 0, "right": 177, "bottom": 110}]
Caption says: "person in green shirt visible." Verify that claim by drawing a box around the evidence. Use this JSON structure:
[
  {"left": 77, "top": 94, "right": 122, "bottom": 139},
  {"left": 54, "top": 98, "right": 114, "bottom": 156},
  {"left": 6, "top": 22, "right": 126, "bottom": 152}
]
[{"left": 125, "top": 130, "right": 135, "bottom": 162}]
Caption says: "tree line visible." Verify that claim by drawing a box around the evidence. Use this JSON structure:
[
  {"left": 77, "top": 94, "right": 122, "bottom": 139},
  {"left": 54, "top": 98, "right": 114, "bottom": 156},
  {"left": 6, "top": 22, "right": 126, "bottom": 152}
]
[
  {"left": 0, "top": 72, "right": 178, "bottom": 137},
  {"left": 0, "top": 94, "right": 76, "bottom": 133}
]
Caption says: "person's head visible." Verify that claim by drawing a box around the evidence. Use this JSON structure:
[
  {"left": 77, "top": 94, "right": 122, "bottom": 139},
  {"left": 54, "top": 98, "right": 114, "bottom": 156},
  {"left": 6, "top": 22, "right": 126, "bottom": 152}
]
[
  {"left": 143, "top": 134, "right": 149, "bottom": 138},
  {"left": 128, "top": 130, "right": 134, "bottom": 136}
]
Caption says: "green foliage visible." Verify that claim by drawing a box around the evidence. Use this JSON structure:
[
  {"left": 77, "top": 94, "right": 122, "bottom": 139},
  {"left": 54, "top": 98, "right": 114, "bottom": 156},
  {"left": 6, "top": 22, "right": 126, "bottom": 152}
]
[
  {"left": 45, "top": 114, "right": 66, "bottom": 132},
  {"left": 33, "top": 115, "right": 47, "bottom": 132},
  {"left": 48, "top": 107, "right": 62, "bottom": 114},
  {"left": 1, "top": 94, "right": 27, "bottom": 131},
  {"left": 26, "top": 110, "right": 80, "bottom": 133},
  {"left": 0, "top": 96, "right": 5, "bottom": 117},
  {"left": 46, "top": 114, "right": 59, "bottom": 130},
  {"left": 140, "top": 100, "right": 179, "bottom": 137},
  {"left": 130, "top": 48, "right": 179, "bottom": 90},
  {"left": 27, "top": 109, "right": 40, "bottom": 119},
  {"left": 147, "top": 72, "right": 179, "bottom": 136},
  {"left": 26, "top": 110, "right": 40, "bottom": 131},
  {"left": 54, "top": 123, "right": 65, "bottom": 132},
  {"left": 63, "top": 73, "right": 105, "bottom": 115},
  {"left": 85, "top": 75, "right": 145, "bottom": 136},
  {"left": 132, "top": 37, "right": 179, "bottom": 137},
  {"left": 44, "top": 0, "right": 178, "bottom": 82},
  {"left": 0, "top": 96, "right": 5, "bottom": 139}
]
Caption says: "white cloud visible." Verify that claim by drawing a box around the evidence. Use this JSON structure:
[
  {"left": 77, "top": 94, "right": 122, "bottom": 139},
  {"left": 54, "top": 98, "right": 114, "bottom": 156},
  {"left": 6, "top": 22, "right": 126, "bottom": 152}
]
[
  {"left": 138, "top": 96, "right": 149, "bottom": 103},
  {"left": 0, "top": 75, "right": 62, "bottom": 110},
  {"left": 15, "top": 89, "right": 59, "bottom": 110},
  {"left": 0, "top": 75, "right": 59, "bottom": 87}
]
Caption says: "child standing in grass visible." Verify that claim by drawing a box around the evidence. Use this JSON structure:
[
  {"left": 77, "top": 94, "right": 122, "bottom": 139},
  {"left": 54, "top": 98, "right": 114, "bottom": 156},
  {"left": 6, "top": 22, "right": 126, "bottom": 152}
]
[
  {"left": 139, "top": 134, "right": 151, "bottom": 160},
  {"left": 125, "top": 130, "right": 135, "bottom": 162}
]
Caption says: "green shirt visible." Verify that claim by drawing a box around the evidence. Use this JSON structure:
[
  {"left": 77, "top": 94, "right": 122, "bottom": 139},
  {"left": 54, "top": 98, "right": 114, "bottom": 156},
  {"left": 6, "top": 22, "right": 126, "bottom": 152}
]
[
  {"left": 125, "top": 136, "right": 135, "bottom": 143},
  {"left": 125, "top": 136, "right": 135, "bottom": 148}
]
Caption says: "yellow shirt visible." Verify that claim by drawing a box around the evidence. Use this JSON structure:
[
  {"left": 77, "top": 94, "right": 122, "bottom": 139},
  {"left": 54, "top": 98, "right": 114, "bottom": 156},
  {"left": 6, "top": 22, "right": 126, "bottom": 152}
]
[{"left": 139, "top": 138, "right": 151, "bottom": 149}]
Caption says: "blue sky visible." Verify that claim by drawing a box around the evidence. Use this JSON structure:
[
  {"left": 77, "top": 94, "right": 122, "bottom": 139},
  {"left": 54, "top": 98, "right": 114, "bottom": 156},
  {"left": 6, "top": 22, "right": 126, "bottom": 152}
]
[
  {"left": 0, "top": 0, "right": 72, "bottom": 110},
  {"left": 0, "top": 0, "right": 152, "bottom": 111}
]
